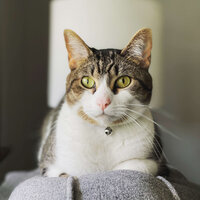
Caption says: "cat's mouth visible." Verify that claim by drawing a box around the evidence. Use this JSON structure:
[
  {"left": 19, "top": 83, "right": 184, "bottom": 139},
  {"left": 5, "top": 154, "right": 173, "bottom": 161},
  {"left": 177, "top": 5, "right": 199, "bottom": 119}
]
[
  {"left": 78, "top": 107, "right": 125, "bottom": 126},
  {"left": 94, "top": 111, "right": 118, "bottom": 119},
  {"left": 96, "top": 112, "right": 111, "bottom": 117},
  {"left": 94, "top": 112, "right": 125, "bottom": 124},
  {"left": 95, "top": 112, "right": 128, "bottom": 126}
]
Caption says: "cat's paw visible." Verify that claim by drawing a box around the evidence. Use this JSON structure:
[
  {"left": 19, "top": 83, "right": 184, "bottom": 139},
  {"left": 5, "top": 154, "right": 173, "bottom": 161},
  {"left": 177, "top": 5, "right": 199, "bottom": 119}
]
[
  {"left": 42, "top": 166, "right": 70, "bottom": 177},
  {"left": 59, "top": 173, "right": 78, "bottom": 180},
  {"left": 41, "top": 168, "right": 48, "bottom": 177},
  {"left": 59, "top": 172, "right": 69, "bottom": 178}
]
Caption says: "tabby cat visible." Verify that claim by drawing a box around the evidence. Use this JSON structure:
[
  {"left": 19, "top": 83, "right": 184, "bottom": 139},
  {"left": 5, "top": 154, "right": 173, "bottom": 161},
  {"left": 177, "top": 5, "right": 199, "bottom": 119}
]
[{"left": 38, "top": 28, "right": 167, "bottom": 177}]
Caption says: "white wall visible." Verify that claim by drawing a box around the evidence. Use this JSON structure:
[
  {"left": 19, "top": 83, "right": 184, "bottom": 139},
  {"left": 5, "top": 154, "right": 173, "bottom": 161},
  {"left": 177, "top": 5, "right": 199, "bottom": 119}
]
[{"left": 0, "top": 0, "right": 49, "bottom": 180}]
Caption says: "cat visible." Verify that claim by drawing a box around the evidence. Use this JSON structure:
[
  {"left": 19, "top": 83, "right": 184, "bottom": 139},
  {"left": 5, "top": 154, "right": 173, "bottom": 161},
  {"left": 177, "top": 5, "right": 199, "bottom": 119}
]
[{"left": 38, "top": 28, "right": 167, "bottom": 177}]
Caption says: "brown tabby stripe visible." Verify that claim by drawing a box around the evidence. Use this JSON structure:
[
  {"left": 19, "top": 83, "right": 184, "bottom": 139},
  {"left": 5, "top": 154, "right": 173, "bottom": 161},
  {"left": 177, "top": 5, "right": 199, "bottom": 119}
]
[
  {"left": 78, "top": 107, "right": 98, "bottom": 125},
  {"left": 112, "top": 115, "right": 128, "bottom": 125}
]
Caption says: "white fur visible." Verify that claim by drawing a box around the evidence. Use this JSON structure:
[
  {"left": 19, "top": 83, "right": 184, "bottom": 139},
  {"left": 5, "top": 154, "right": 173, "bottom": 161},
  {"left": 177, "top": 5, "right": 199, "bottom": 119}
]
[
  {"left": 43, "top": 77, "right": 157, "bottom": 177},
  {"left": 37, "top": 114, "right": 53, "bottom": 161}
]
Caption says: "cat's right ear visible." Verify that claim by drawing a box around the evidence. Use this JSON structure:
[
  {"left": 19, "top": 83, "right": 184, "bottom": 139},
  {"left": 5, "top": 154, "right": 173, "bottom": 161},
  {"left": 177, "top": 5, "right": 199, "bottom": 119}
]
[
  {"left": 64, "top": 30, "right": 92, "bottom": 70},
  {"left": 121, "top": 28, "right": 152, "bottom": 69}
]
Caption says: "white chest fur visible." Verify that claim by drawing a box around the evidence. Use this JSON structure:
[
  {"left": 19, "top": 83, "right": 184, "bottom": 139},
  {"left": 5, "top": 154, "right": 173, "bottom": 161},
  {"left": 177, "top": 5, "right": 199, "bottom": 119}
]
[{"left": 48, "top": 102, "right": 155, "bottom": 177}]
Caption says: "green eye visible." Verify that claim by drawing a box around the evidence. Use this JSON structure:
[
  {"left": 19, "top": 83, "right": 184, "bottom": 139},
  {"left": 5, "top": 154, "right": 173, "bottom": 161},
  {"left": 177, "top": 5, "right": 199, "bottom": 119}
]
[
  {"left": 116, "top": 76, "right": 131, "bottom": 88},
  {"left": 81, "top": 77, "right": 95, "bottom": 88}
]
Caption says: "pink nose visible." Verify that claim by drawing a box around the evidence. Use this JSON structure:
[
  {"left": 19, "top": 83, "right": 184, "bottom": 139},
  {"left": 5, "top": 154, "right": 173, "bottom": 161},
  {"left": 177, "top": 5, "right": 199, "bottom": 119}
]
[{"left": 97, "top": 98, "right": 111, "bottom": 111}]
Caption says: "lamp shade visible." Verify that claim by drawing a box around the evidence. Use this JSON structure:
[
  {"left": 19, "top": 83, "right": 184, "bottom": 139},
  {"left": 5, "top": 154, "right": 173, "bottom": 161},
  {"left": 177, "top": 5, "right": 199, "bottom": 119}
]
[{"left": 48, "top": 0, "right": 163, "bottom": 108}]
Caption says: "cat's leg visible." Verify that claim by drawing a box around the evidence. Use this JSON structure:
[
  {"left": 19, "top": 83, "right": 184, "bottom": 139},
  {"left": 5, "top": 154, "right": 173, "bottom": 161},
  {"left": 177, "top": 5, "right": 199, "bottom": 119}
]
[
  {"left": 113, "top": 159, "right": 158, "bottom": 175},
  {"left": 59, "top": 173, "right": 69, "bottom": 178}
]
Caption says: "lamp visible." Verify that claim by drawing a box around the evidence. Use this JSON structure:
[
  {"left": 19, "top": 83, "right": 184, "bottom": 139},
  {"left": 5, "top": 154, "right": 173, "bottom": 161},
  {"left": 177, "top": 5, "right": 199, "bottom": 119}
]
[{"left": 48, "top": 0, "right": 163, "bottom": 108}]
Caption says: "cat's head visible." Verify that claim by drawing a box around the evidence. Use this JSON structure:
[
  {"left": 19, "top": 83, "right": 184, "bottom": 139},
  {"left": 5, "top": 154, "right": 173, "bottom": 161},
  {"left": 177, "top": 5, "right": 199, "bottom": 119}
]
[{"left": 64, "top": 28, "right": 152, "bottom": 126}]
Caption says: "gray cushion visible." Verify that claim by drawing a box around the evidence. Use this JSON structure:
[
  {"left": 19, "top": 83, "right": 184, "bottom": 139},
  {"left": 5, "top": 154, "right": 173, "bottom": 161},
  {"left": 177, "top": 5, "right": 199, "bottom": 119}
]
[{"left": 3, "top": 169, "right": 200, "bottom": 200}]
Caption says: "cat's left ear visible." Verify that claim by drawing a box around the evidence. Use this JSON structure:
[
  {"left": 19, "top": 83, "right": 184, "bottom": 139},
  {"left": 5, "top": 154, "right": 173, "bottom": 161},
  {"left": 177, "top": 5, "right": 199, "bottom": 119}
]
[
  {"left": 64, "top": 30, "right": 93, "bottom": 70},
  {"left": 121, "top": 28, "right": 152, "bottom": 69}
]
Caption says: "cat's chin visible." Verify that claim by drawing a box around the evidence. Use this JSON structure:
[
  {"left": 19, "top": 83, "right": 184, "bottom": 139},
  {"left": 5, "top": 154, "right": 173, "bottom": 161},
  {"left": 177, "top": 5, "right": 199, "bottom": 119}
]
[
  {"left": 94, "top": 113, "right": 120, "bottom": 126},
  {"left": 83, "top": 109, "right": 123, "bottom": 126}
]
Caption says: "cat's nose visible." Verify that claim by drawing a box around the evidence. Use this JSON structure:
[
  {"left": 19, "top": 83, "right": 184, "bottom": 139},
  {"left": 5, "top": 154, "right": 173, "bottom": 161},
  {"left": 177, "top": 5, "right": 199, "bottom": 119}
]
[{"left": 97, "top": 98, "right": 111, "bottom": 111}]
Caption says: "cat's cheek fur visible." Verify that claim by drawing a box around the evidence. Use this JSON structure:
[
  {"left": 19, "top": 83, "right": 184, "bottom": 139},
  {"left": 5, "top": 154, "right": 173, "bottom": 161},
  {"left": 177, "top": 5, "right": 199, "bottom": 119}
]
[{"left": 81, "top": 91, "right": 103, "bottom": 118}]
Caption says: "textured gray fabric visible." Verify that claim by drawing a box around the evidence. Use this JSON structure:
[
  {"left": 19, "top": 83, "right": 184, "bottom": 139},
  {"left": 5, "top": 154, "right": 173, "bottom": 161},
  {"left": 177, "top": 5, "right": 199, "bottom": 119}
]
[
  {"left": 9, "top": 176, "right": 75, "bottom": 200},
  {"left": 157, "top": 176, "right": 180, "bottom": 200},
  {"left": 0, "top": 169, "right": 40, "bottom": 200},
  {"left": 2, "top": 169, "right": 200, "bottom": 200},
  {"left": 76, "top": 170, "right": 175, "bottom": 200}
]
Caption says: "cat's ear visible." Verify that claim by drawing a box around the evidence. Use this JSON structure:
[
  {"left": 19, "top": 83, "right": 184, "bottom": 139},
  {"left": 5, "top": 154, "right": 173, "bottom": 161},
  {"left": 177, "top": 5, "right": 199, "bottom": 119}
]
[
  {"left": 64, "top": 30, "right": 92, "bottom": 70},
  {"left": 121, "top": 28, "right": 152, "bottom": 69}
]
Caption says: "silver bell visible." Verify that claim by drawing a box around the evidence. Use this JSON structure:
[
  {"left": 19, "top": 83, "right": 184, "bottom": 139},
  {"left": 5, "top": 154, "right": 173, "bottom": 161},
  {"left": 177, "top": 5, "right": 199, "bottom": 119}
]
[{"left": 105, "top": 127, "right": 112, "bottom": 135}]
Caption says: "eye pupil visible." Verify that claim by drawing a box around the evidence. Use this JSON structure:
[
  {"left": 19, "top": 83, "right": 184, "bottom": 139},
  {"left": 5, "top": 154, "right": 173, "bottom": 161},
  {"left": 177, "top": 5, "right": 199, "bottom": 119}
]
[
  {"left": 116, "top": 76, "right": 131, "bottom": 88},
  {"left": 81, "top": 77, "right": 95, "bottom": 89}
]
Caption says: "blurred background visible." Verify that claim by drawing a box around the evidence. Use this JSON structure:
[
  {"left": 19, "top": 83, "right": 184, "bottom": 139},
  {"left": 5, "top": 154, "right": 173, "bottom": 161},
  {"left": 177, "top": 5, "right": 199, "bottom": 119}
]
[{"left": 0, "top": 0, "right": 199, "bottom": 184}]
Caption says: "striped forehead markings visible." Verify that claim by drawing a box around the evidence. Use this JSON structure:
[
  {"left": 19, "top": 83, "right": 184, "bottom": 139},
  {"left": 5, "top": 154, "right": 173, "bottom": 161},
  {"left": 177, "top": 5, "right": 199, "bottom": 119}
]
[
  {"left": 97, "top": 51, "right": 102, "bottom": 74},
  {"left": 114, "top": 65, "right": 119, "bottom": 76},
  {"left": 91, "top": 65, "right": 95, "bottom": 76},
  {"left": 93, "top": 50, "right": 120, "bottom": 76},
  {"left": 106, "top": 57, "right": 114, "bottom": 73}
]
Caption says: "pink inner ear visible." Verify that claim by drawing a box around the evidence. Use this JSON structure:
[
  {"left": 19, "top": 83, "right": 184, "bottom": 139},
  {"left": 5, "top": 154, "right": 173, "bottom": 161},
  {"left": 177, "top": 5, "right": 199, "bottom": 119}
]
[
  {"left": 142, "top": 40, "right": 152, "bottom": 68},
  {"left": 96, "top": 97, "right": 111, "bottom": 111},
  {"left": 64, "top": 29, "right": 92, "bottom": 70},
  {"left": 121, "top": 28, "right": 152, "bottom": 69}
]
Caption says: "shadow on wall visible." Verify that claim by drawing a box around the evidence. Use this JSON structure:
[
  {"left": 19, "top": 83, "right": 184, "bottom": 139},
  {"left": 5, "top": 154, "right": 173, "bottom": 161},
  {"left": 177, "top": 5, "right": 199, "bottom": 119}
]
[
  {"left": 162, "top": 0, "right": 200, "bottom": 123},
  {"left": 0, "top": 0, "right": 49, "bottom": 180},
  {"left": 161, "top": 0, "right": 200, "bottom": 185}
]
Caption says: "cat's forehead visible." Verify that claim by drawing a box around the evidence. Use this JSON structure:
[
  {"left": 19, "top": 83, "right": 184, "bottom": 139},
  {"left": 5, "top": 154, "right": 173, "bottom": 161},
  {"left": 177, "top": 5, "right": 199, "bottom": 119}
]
[
  {"left": 92, "top": 48, "right": 121, "bottom": 74},
  {"left": 83, "top": 48, "right": 135, "bottom": 78},
  {"left": 92, "top": 48, "right": 121, "bottom": 59}
]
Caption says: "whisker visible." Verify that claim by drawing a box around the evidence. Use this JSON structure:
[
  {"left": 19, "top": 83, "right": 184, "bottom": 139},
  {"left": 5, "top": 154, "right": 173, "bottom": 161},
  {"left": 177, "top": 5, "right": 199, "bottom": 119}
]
[
  {"left": 136, "top": 117, "right": 169, "bottom": 162},
  {"left": 112, "top": 104, "right": 148, "bottom": 108},
  {"left": 120, "top": 112, "right": 168, "bottom": 161},
  {"left": 116, "top": 107, "right": 181, "bottom": 140},
  {"left": 82, "top": 105, "right": 180, "bottom": 141},
  {"left": 145, "top": 135, "right": 161, "bottom": 161},
  {"left": 119, "top": 112, "right": 161, "bottom": 160}
]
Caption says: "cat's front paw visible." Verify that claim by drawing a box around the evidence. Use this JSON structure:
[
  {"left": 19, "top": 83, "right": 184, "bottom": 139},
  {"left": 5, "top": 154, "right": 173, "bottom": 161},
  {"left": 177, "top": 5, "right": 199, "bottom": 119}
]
[
  {"left": 41, "top": 165, "right": 70, "bottom": 177},
  {"left": 41, "top": 167, "right": 48, "bottom": 177},
  {"left": 59, "top": 173, "right": 69, "bottom": 178},
  {"left": 59, "top": 172, "right": 78, "bottom": 180}
]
